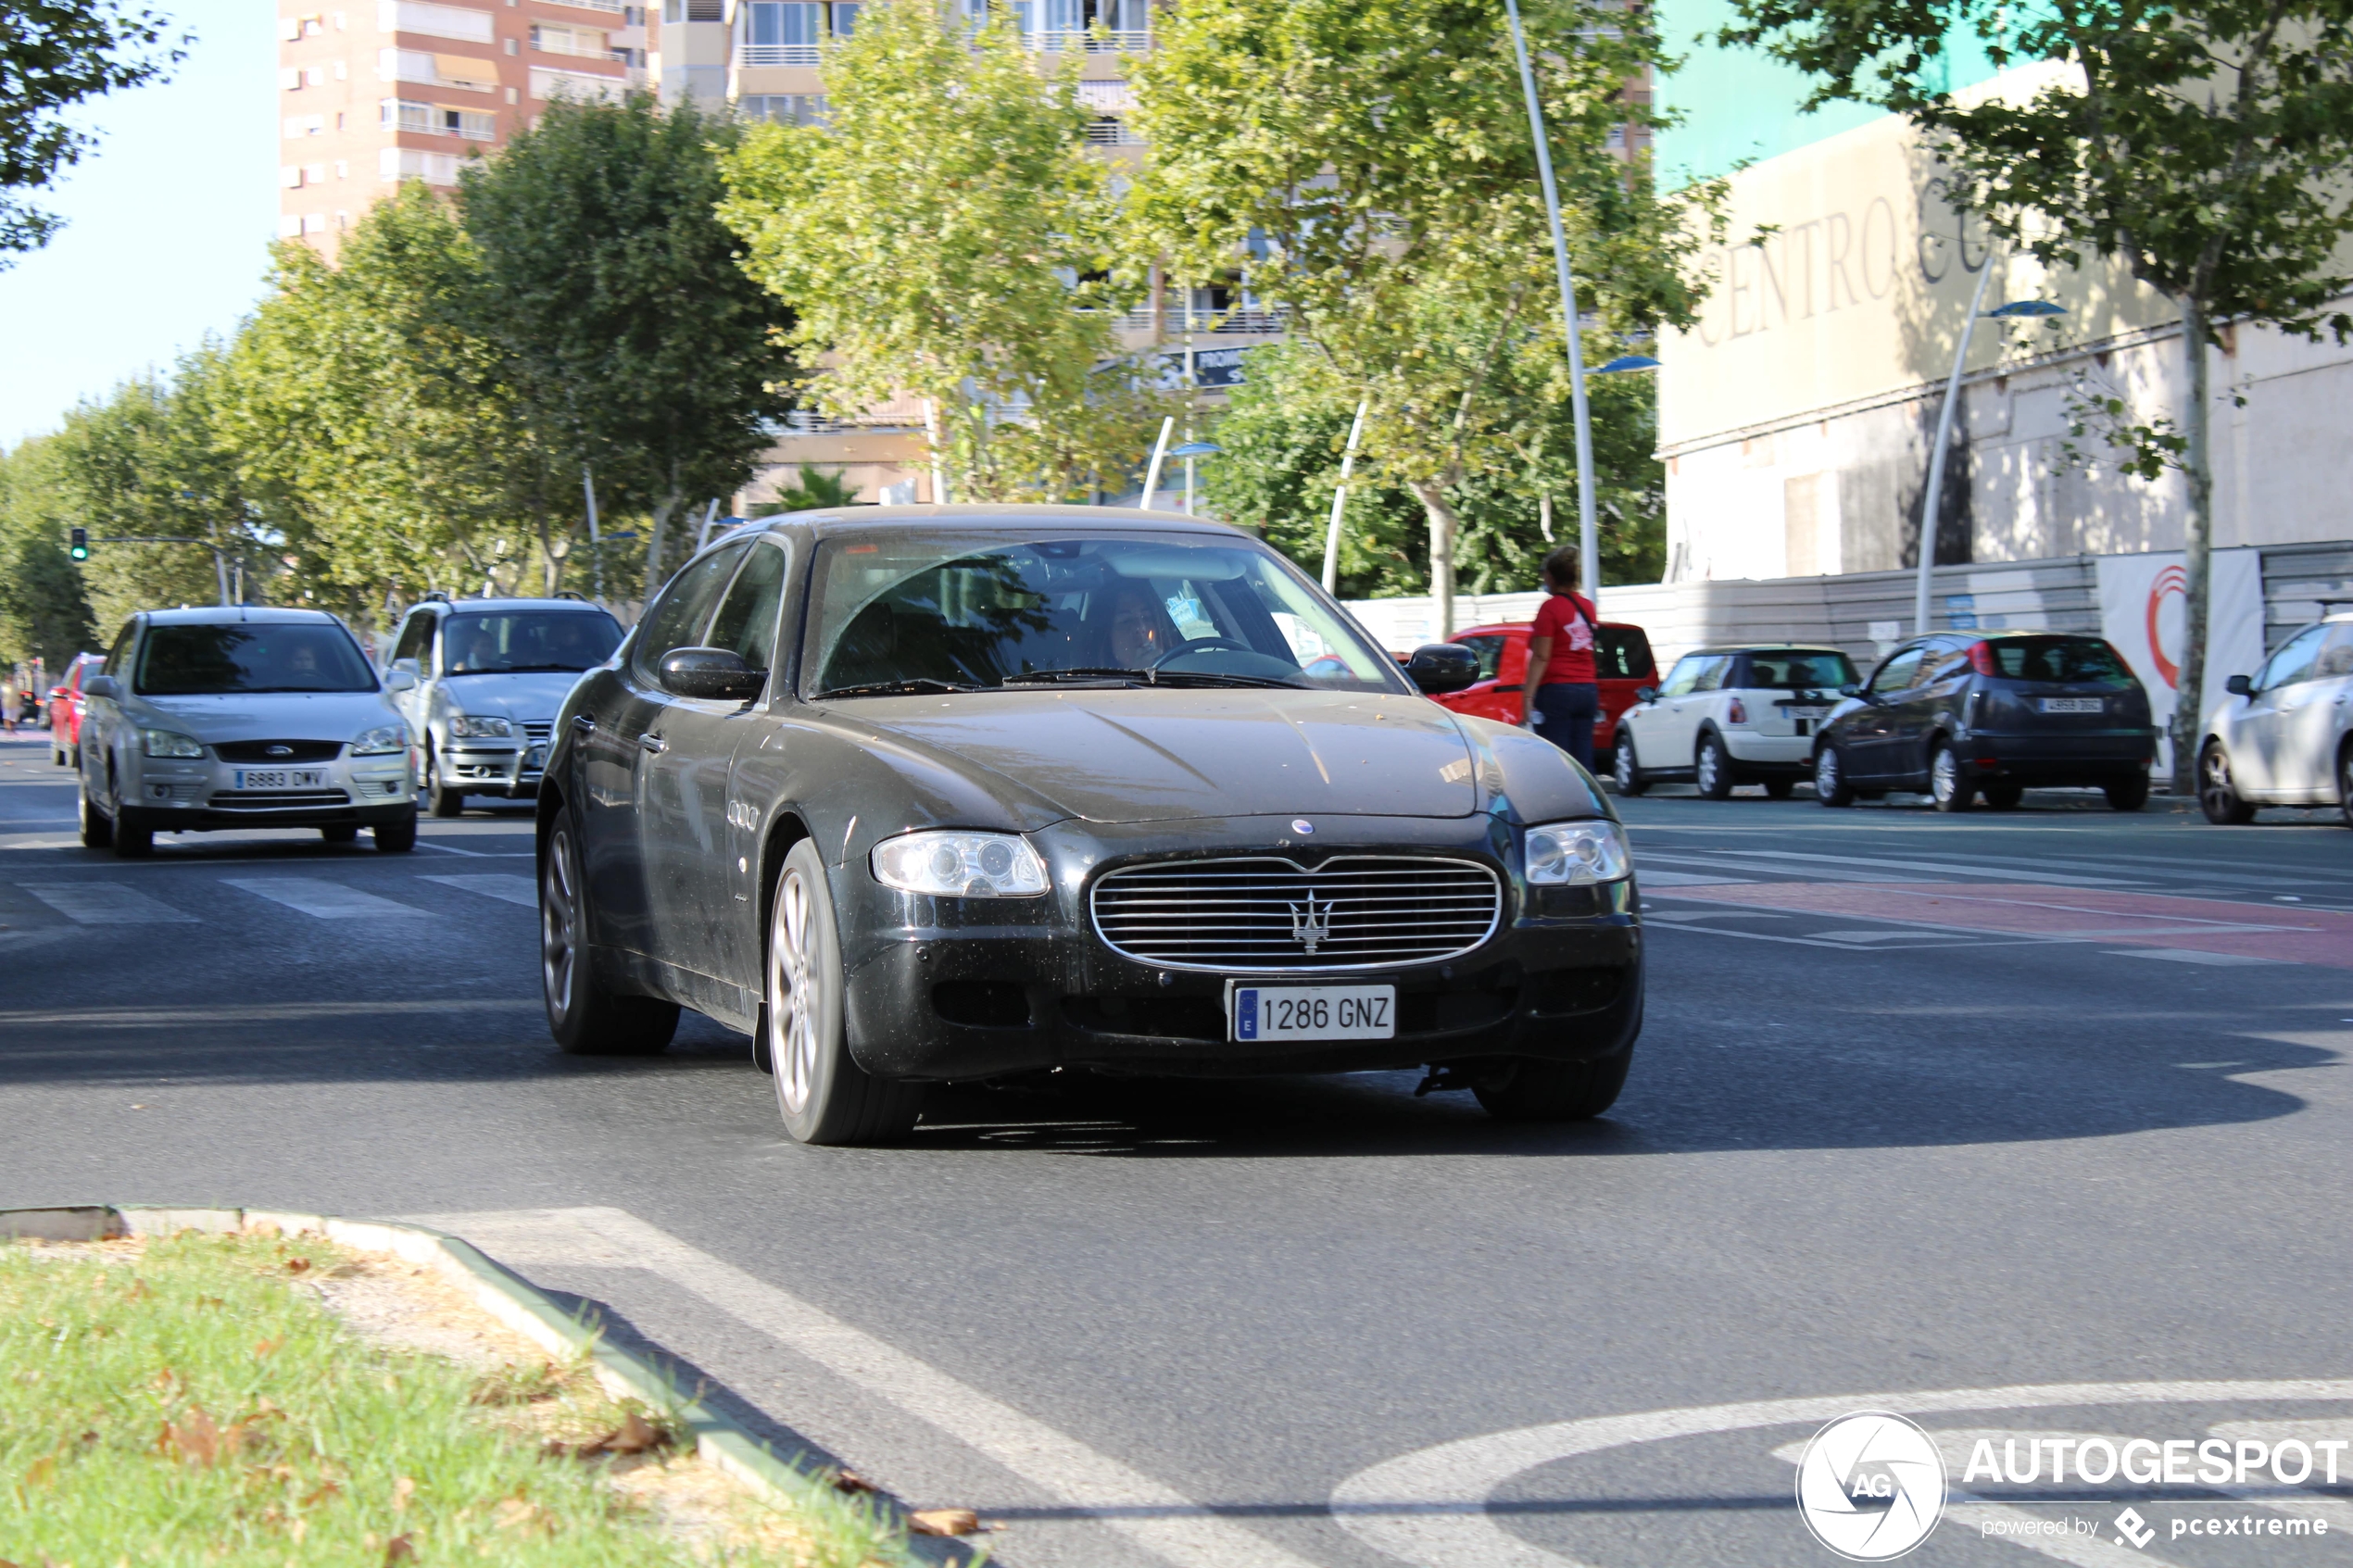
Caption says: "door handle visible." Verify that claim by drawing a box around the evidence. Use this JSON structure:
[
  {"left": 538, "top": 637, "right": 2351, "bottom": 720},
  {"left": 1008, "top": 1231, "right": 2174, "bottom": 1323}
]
[
  {"left": 640, "top": 732, "right": 666, "bottom": 755},
  {"left": 573, "top": 713, "right": 597, "bottom": 733}
]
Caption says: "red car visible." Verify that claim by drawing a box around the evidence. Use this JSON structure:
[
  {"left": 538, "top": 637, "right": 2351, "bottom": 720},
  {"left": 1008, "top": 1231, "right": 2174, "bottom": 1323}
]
[
  {"left": 44, "top": 653, "right": 101, "bottom": 768},
  {"left": 1431, "top": 621, "right": 1658, "bottom": 770}
]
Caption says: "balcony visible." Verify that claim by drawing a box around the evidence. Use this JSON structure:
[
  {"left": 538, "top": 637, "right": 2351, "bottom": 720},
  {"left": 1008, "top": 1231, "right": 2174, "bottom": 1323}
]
[
  {"left": 1029, "top": 28, "right": 1148, "bottom": 50},
  {"left": 736, "top": 43, "right": 822, "bottom": 65},
  {"left": 1083, "top": 116, "right": 1142, "bottom": 145}
]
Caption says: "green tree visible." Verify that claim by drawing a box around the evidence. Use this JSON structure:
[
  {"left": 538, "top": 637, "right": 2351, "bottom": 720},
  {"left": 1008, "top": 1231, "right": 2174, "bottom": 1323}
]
[
  {"left": 49, "top": 347, "right": 255, "bottom": 629},
  {"left": 461, "top": 93, "right": 797, "bottom": 598},
  {"left": 749, "top": 463, "right": 860, "bottom": 515},
  {"left": 224, "top": 185, "right": 552, "bottom": 624},
  {"left": 1130, "top": 0, "right": 1718, "bottom": 631},
  {"left": 0, "top": 0, "right": 182, "bottom": 257},
  {"left": 1719, "top": 0, "right": 2353, "bottom": 793},
  {"left": 0, "top": 433, "right": 97, "bottom": 667},
  {"left": 717, "top": 0, "right": 1165, "bottom": 507}
]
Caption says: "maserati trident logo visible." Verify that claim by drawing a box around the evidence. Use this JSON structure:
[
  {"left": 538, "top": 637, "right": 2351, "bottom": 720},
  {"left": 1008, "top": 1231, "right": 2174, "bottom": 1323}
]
[{"left": 1289, "top": 893, "right": 1332, "bottom": 954}]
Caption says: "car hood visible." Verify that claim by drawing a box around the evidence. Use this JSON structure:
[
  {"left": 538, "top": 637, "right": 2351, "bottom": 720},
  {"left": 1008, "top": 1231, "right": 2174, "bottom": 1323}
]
[
  {"left": 845, "top": 688, "right": 1481, "bottom": 824},
  {"left": 129, "top": 688, "right": 406, "bottom": 741},
  {"left": 435, "top": 672, "right": 589, "bottom": 721}
]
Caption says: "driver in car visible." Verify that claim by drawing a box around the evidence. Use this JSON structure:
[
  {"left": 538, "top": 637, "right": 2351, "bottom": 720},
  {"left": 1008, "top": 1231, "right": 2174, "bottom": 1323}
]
[
  {"left": 453, "top": 626, "right": 500, "bottom": 673},
  {"left": 1105, "top": 585, "right": 1178, "bottom": 670}
]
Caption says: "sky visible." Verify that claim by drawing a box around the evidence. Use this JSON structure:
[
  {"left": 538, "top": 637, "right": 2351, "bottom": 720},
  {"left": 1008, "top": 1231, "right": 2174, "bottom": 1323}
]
[{"left": 0, "top": 0, "right": 277, "bottom": 449}]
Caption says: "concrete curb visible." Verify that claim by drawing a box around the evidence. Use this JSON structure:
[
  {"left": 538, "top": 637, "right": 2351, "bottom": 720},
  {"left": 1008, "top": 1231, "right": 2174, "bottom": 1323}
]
[{"left": 0, "top": 1203, "right": 926, "bottom": 1558}]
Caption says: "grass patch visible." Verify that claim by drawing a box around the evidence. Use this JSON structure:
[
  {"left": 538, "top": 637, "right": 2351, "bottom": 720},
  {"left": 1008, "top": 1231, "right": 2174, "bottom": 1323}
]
[{"left": 0, "top": 1231, "right": 915, "bottom": 1566}]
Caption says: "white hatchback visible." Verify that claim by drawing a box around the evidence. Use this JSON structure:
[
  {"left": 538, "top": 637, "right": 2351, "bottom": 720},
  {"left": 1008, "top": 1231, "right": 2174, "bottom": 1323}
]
[
  {"left": 2197, "top": 612, "right": 2353, "bottom": 827},
  {"left": 1612, "top": 645, "right": 1860, "bottom": 799}
]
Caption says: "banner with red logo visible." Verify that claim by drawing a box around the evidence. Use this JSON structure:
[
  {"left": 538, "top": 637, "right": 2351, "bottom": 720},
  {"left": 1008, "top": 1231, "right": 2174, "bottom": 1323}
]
[{"left": 2095, "top": 547, "right": 2265, "bottom": 773}]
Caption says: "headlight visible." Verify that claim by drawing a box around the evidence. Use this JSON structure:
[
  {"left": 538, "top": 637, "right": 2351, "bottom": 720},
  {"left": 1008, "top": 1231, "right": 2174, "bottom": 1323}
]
[
  {"left": 351, "top": 724, "right": 408, "bottom": 756},
  {"left": 1525, "top": 819, "right": 1631, "bottom": 885},
  {"left": 141, "top": 729, "right": 204, "bottom": 759},
  {"left": 448, "top": 715, "right": 513, "bottom": 738},
  {"left": 872, "top": 831, "right": 1050, "bottom": 898}
]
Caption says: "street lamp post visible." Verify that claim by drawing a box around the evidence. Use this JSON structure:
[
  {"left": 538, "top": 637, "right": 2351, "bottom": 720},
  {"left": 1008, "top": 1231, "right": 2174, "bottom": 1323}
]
[
  {"left": 1169, "top": 441, "right": 1220, "bottom": 517},
  {"left": 1912, "top": 283, "right": 2066, "bottom": 634},
  {"left": 1502, "top": 0, "right": 1601, "bottom": 605}
]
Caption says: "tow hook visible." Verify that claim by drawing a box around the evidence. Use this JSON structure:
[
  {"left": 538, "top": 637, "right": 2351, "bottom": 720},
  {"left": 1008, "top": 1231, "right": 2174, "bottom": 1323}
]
[{"left": 1414, "top": 1065, "right": 1477, "bottom": 1097}]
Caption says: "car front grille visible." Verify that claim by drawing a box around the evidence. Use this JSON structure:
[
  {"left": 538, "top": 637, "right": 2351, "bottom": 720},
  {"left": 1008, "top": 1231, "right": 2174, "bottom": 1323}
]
[
  {"left": 212, "top": 739, "right": 345, "bottom": 763},
  {"left": 1089, "top": 855, "right": 1504, "bottom": 972},
  {"left": 208, "top": 790, "right": 353, "bottom": 810},
  {"left": 522, "top": 721, "right": 552, "bottom": 743}
]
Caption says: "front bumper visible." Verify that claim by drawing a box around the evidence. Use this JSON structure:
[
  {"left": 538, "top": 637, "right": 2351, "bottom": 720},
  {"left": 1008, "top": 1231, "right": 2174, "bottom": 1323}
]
[
  {"left": 124, "top": 752, "right": 415, "bottom": 831},
  {"left": 830, "top": 813, "right": 1644, "bottom": 1083},
  {"left": 441, "top": 737, "right": 548, "bottom": 798}
]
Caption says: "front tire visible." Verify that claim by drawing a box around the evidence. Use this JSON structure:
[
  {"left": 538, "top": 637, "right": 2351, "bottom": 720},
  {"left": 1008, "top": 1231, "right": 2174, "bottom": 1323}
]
[
  {"left": 425, "top": 747, "right": 466, "bottom": 818},
  {"left": 1814, "top": 744, "right": 1856, "bottom": 808},
  {"left": 373, "top": 813, "right": 418, "bottom": 853},
  {"left": 541, "top": 822, "right": 678, "bottom": 1055},
  {"left": 2198, "top": 742, "right": 2257, "bottom": 825},
  {"left": 1929, "top": 741, "right": 1975, "bottom": 812},
  {"left": 1694, "top": 733, "right": 1735, "bottom": 800},
  {"left": 1474, "top": 1046, "right": 1632, "bottom": 1123},
  {"left": 79, "top": 778, "right": 112, "bottom": 848},
  {"left": 2339, "top": 743, "right": 2353, "bottom": 831},
  {"left": 768, "top": 840, "right": 923, "bottom": 1146},
  {"left": 1612, "top": 732, "right": 1648, "bottom": 796}
]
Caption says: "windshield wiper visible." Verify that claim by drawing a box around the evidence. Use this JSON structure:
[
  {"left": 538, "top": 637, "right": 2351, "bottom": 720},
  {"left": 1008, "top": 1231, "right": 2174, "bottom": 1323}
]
[
  {"left": 1000, "top": 667, "right": 1151, "bottom": 686},
  {"left": 813, "top": 677, "right": 988, "bottom": 699},
  {"left": 1000, "top": 667, "right": 1307, "bottom": 691}
]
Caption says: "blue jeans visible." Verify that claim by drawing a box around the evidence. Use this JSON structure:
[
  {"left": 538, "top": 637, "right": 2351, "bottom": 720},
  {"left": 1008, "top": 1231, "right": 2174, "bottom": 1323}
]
[{"left": 1532, "top": 682, "right": 1600, "bottom": 771}]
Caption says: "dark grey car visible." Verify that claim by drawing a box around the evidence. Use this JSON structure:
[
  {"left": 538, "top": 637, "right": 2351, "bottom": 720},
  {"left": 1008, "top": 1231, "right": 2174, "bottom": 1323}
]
[{"left": 536, "top": 507, "right": 1644, "bottom": 1146}]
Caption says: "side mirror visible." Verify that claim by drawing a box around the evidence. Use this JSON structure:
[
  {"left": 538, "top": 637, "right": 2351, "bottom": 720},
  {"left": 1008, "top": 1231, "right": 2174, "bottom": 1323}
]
[
  {"left": 2224, "top": 673, "right": 2252, "bottom": 696},
  {"left": 661, "top": 646, "right": 766, "bottom": 702},
  {"left": 1838, "top": 684, "right": 1862, "bottom": 698},
  {"left": 1405, "top": 643, "right": 1480, "bottom": 695},
  {"left": 81, "top": 674, "right": 120, "bottom": 701},
  {"left": 389, "top": 657, "right": 421, "bottom": 681},
  {"left": 384, "top": 669, "right": 417, "bottom": 694},
  {"left": 1633, "top": 685, "right": 1657, "bottom": 703}
]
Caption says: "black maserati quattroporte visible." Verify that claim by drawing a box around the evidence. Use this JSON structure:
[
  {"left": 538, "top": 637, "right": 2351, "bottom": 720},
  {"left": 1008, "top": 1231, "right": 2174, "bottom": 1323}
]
[{"left": 537, "top": 506, "right": 1644, "bottom": 1144}]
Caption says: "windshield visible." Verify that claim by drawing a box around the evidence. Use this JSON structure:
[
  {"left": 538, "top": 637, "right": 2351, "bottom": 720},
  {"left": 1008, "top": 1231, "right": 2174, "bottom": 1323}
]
[
  {"left": 137, "top": 623, "right": 378, "bottom": 696},
  {"left": 1744, "top": 650, "right": 1858, "bottom": 690},
  {"left": 1988, "top": 637, "right": 2132, "bottom": 684},
  {"left": 804, "top": 532, "right": 1406, "bottom": 697},
  {"left": 443, "top": 610, "right": 623, "bottom": 675}
]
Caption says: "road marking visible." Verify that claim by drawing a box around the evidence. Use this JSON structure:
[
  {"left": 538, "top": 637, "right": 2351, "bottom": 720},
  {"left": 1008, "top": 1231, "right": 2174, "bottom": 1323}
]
[
  {"left": 415, "top": 1206, "right": 1324, "bottom": 1568},
  {"left": 417, "top": 840, "right": 491, "bottom": 857},
  {"left": 1703, "top": 849, "right": 2143, "bottom": 886},
  {"left": 221, "top": 877, "right": 431, "bottom": 918},
  {"left": 423, "top": 873, "right": 538, "bottom": 908},
  {"left": 18, "top": 882, "right": 197, "bottom": 923},
  {"left": 2107, "top": 947, "right": 2286, "bottom": 966},
  {"left": 0, "top": 997, "right": 539, "bottom": 1028},
  {"left": 1631, "top": 869, "right": 1755, "bottom": 885},
  {"left": 1635, "top": 853, "right": 1938, "bottom": 884},
  {"left": 1327, "top": 1379, "right": 2353, "bottom": 1568}
]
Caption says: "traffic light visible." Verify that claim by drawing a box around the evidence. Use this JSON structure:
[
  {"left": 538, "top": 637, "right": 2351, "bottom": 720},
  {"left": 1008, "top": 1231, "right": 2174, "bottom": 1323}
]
[{"left": 68, "top": 527, "right": 88, "bottom": 561}]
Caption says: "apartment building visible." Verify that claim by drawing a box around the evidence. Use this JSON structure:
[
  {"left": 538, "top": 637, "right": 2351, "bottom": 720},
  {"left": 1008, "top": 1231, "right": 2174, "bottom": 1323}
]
[{"left": 278, "top": 0, "right": 644, "bottom": 253}]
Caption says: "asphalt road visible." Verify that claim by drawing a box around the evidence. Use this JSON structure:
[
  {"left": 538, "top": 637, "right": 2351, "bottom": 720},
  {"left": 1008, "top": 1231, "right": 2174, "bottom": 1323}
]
[{"left": 5, "top": 722, "right": 2351, "bottom": 1568}]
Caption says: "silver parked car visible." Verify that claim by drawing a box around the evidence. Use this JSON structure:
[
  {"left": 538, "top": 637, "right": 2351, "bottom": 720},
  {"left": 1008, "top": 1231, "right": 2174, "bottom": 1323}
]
[
  {"left": 382, "top": 594, "right": 625, "bottom": 817},
  {"left": 75, "top": 607, "right": 420, "bottom": 856}
]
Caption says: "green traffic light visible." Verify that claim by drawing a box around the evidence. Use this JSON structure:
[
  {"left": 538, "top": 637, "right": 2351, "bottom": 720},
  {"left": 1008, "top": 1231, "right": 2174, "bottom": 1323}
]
[{"left": 68, "top": 527, "right": 89, "bottom": 561}]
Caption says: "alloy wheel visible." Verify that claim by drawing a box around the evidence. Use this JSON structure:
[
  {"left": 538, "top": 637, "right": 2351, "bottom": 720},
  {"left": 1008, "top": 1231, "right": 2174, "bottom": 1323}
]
[
  {"left": 1931, "top": 746, "right": 1957, "bottom": 804},
  {"left": 2199, "top": 745, "right": 2252, "bottom": 824},
  {"left": 1816, "top": 747, "right": 1838, "bottom": 795},
  {"left": 1613, "top": 736, "right": 1636, "bottom": 793},
  {"left": 1696, "top": 741, "right": 1720, "bottom": 795},
  {"left": 542, "top": 829, "right": 580, "bottom": 1022},
  {"left": 771, "top": 867, "right": 822, "bottom": 1117}
]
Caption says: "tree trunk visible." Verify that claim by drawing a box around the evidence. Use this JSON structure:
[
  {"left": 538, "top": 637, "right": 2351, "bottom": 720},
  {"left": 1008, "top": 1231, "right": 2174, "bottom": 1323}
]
[
  {"left": 643, "top": 485, "right": 683, "bottom": 602},
  {"left": 2171, "top": 298, "right": 2213, "bottom": 797},
  {"left": 1407, "top": 480, "right": 1459, "bottom": 638}
]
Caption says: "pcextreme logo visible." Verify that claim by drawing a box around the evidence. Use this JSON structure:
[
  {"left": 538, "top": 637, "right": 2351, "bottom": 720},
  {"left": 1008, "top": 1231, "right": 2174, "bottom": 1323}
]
[{"left": 1795, "top": 1411, "right": 1949, "bottom": 1561}]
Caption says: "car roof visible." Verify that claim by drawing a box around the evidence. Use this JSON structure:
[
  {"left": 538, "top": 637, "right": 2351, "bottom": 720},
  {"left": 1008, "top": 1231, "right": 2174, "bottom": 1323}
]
[
  {"left": 428, "top": 597, "right": 615, "bottom": 614},
  {"left": 140, "top": 606, "right": 344, "bottom": 627},
  {"left": 758, "top": 503, "right": 1247, "bottom": 540},
  {"left": 1680, "top": 644, "right": 1853, "bottom": 658}
]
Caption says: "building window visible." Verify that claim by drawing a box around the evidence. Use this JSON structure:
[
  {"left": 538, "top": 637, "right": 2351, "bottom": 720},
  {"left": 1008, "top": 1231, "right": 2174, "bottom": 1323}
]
[
  {"left": 529, "top": 22, "right": 609, "bottom": 56},
  {"left": 278, "top": 213, "right": 304, "bottom": 239},
  {"left": 376, "top": 0, "right": 494, "bottom": 44},
  {"left": 529, "top": 66, "right": 626, "bottom": 102},
  {"left": 283, "top": 113, "right": 327, "bottom": 137},
  {"left": 738, "top": 93, "right": 827, "bottom": 125},
  {"left": 301, "top": 212, "right": 329, "bottom": 233},
  {"left": 380, "top": 145, "right": 468, "bottom": 185},
  {"left": 280, "top": 164, "right": 304, "bottom": 188},
  {"left": 829, "top": 2, "right": 859, "bottom": 35}
]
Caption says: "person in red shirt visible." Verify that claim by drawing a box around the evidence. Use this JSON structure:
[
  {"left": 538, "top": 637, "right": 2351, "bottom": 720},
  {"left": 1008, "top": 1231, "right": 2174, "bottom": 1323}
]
[{"left": 1517, "top": 547, "right": 1601, "bottom": 770}]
